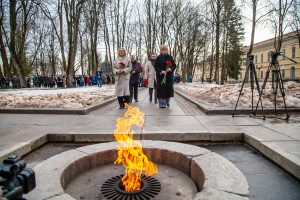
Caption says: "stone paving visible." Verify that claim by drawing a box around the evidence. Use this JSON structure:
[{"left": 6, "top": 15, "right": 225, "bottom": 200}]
[{"left": 0, "top": 88, "right": 299, "bottom": 181}]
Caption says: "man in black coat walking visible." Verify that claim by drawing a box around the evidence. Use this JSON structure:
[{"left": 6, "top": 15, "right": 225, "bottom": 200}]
[{"left": 129, "top": 55, "right": 142, "bottom": 103}]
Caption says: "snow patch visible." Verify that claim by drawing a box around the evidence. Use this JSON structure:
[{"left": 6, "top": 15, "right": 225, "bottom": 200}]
[
  {"left": 175, "top": 81, "right": 300, "bottom": 108},
  {"left": 0, "top": 85, "right": 115, "bottom": 109}
]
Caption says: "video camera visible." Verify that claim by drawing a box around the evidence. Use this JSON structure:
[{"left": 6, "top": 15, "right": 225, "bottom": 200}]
[
  {"left": 0, "top": 155, "right": 36, "bottom": 200},
  {"left": 270, "top": 51, "right": 281, "bottom": 65},
  {"left": 248, "top": 55, "right": 254, "bottom": 64}
]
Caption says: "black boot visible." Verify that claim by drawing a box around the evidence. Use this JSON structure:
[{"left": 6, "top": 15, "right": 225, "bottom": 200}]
[
  {"left": 154, "top": 81, "right": 157, "bottom": 103},
  {"left": 124, "top": 96, "right": 130, "bottom": 107},
  {"left": 149, "top": 88, "right": 153, "bottom": 102},
  {"left": 118, "top": 97, "right": 124, "bottom": 109}
]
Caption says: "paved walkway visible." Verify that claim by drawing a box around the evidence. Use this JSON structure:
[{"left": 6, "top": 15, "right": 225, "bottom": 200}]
[{"left": 0, "top": 88, "right": 299, "bottom": 179}]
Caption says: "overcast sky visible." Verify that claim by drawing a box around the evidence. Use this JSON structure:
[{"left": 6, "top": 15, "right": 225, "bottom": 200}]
[
  {"left": 189, "top": 0, "right": 276, "bottom": 46},
  {"left": 243, "top": 21, "right": 275, "bottom": 46},
  {"left": 241, "top": 4, "right": 275, "bottom": 46}
]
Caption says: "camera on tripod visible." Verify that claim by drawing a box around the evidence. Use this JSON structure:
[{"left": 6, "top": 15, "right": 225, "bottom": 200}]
[
  {"left": 270, "top": 51, "right": 281, "bottom": 65},
  {"left": 0, "top": 155, "right": 36, "bottom": 200},
  {"left": 248, "top": 55, "right": 254, "bottom": 64}
]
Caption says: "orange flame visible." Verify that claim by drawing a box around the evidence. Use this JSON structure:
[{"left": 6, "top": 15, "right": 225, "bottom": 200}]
[{"left": 114, "top": 103, "right": 158, "bottom": 192}]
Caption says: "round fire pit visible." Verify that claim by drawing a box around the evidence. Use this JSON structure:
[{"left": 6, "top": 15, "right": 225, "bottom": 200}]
[
  {"left": 101, "top": 174, "right": 161, "bottom": 199},
  {"left": 24, "top": 141, "right": 249, "bottom": 200},
  {"left": 65, "top": 163, "right": 197, "bottom": 199}
]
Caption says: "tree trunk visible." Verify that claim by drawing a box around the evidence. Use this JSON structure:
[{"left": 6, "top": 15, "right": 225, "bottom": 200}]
[
  {"left": 58, "top": 0, "right": 67, "bottom": 72},
  {"left": 0, "top": 28, "right": 9, "bottom": 76},
  {"left": 209, "top": 22, "right": 215, "bottom": 83},
  {"left": 215, "top": 0, "right": 221, "bottom": 84},
  {"left": 9, "top": 0, "right": 26, "bottom": 87},
  {"left": 103, "top": 5, "right": 113, "bottom": 70},
  {"left": 220, "top": 28, "right": 227, "bottom": 85},
  {"left": 65, "top": 1, "right": 85, "bottom": 87},
  {"left": 146, "top": 0, "right": 151, "bottom": 55},
  {"left": 80, "top": 32, "right": 84, "bottom": 75},
  {"left": 246, "top": 0, "right": 258, "bottom": 82}
]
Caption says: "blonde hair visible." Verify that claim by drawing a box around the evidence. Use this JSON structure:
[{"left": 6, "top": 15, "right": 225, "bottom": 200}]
[{"left": 118, "top": 47, "right": 127, "bottom": 56}]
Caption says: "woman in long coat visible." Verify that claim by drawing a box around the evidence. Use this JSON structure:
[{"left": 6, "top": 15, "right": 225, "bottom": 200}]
[
  {"left": 144, "top": 53, "right": 157, "bottom": 103},
  {"left": 154, "top": 45, "right": 176, "bottom": 108},
  {"left": 113, "top": 48, "right": 132, "bottom": 109}
]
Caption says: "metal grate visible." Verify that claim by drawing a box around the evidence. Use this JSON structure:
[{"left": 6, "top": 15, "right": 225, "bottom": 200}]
[{"left": 101, "top": 174, "right": 161, "bottom": 200}]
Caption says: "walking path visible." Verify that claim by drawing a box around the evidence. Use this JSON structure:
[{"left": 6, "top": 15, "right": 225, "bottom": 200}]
[{"left": 0, "top": 88, "right": 299, "bottom": 179}]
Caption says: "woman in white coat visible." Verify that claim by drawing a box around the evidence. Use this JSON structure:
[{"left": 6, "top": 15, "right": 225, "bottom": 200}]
[
  {"left": 113, "top": 48, "right": 132, "bottom": 109},
  {"left": 144, "top": 53, "right": 157, "bottom": 103}
]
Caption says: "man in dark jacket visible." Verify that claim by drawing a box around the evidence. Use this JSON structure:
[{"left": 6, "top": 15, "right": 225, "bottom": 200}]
[
  {"left": 129, "top": 55, "right": 142, "bottom": 103},
  {"left": 96, "top": 69, "right": 102, "bottom": 87}
]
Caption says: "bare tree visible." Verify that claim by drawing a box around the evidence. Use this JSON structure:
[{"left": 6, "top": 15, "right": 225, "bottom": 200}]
[
  {"left": 39, "top": 0, "right": 86, "bottom": 87},
  {"left": 48, "top": 24, "right": 58, "bottom": 76},
  {"left": 290, "top": 0, "right": 300, "bottom": 47},
  {"left": 8, "top": 0, "right": 38, "bottom": 87},
  {"left": 0, "top": 0, "right": 249, "bottom": 88},
  {"left": 268, "top": 0, "right": 295, "bottom": 51},
  {"left": 210, "top": 0, "right": 223, "bottom": 84},
  {"left": 102, "top": 2, "right": 113, "bottom": 69},
  {"left": 83, "top": 0, "right": 104, "bottom": 75},
  {"left": 63, "top": 0, "right": 86, "bottom": 86},
  {"left": 0, "top": 0, "right": 9, "bottom": 76}
]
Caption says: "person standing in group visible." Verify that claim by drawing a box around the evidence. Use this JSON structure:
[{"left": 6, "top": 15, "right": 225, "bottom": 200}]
[
  {"left": 154, "top": 45, "right": 176, "bottom": 108},
  {"left": 96, "top": 69, "right": 102, "bottom": 87},
  {"left": 113, "top": 48, "right": 132, "bottom": 109},
  {"left": 144, "top": 53, "right": 158, "bottom": 103},
  {"left": 129, "top": 55, "right": 142, "bottom": 103}
]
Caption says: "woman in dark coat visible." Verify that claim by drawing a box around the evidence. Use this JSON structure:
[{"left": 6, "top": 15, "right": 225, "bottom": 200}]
[{"left": 154, "top": 45, "right": 176, "bottom": 108}]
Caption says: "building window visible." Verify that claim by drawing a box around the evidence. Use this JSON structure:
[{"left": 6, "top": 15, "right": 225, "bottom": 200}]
[
  {"left": 292, "top": 47, "right": 296, "bottom": 58},
  {"left": 260, "top": 71, "right": 263, "bottom": 79},
  {"left": 261, "top": 54, "right": 263, "bottom": 63},
  {"left": 255, "top": 55, "right": 257, "bottom": 63},
  {"left": 282, "top": 49, "right": 286, "bottom": 59},
  {"left": 282, "top": 69, "right": 285, "bottom": 79},
  {"left": 290, "top": 66, "right": 295, "bottom": 80}
]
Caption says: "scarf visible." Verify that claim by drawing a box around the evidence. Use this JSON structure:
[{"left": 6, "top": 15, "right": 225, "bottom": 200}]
[{"left": 151, "top": 60, "right": 155, "bottom": 67}]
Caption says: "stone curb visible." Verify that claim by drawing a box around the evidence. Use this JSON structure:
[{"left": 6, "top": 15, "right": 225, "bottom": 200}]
[
  {"left": 45, "top": 132, "right": 244, "bottom": 143},
  {"left": 193, "top": 188, "right": 249, "bottom": 200},
  {"left": 0, "top": 96, "right": 116, "bottom": 115},
  {"left": 1, "top": 130, "right": 299, "bottom": 181},
  {"left": 24, "top": 149, "right": 89, "bottom": 200},
  {"left": 84, "top": 96, "right": 116, "bottom": 114},
  {"left": 24, "top": 141, "right": 249, "bottom": 200},
  {"left": 0, "top": 134, "right": 48, "bottom": 162},
  {"left": 244, "top": 134, "right": 300, "bottom": 180},
  {"left": 0, "top": 108, "right": 85, "bottom": 115},
  {"left": 175, "top": 89, "right": 300, "bottom": 115},
  {"left": 191, "top": 152, "right": 249, "bottom": 198}
]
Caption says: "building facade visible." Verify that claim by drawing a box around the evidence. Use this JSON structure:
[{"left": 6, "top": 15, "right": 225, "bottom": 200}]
[{"left": 240, "top": 32, "right": 300, "bottom": 82}]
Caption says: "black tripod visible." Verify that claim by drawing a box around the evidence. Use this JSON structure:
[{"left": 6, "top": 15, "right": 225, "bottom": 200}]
[
  {"left": 253, "top": 51, "right": 296, "bottom": 120},
  {"left": 233, "top": 55, "right": 265, "bottom": 119}
]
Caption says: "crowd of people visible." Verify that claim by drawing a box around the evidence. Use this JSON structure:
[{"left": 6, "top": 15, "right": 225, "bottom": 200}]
[
  {"left": 0, "top": 75, "right": 19, "bottom": 89},
  {"left": 0, "top": 74, "right": 115, "bottom": 89},
  {"left": 72, "top": 74, "right": 115, "bottom": 88}
]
